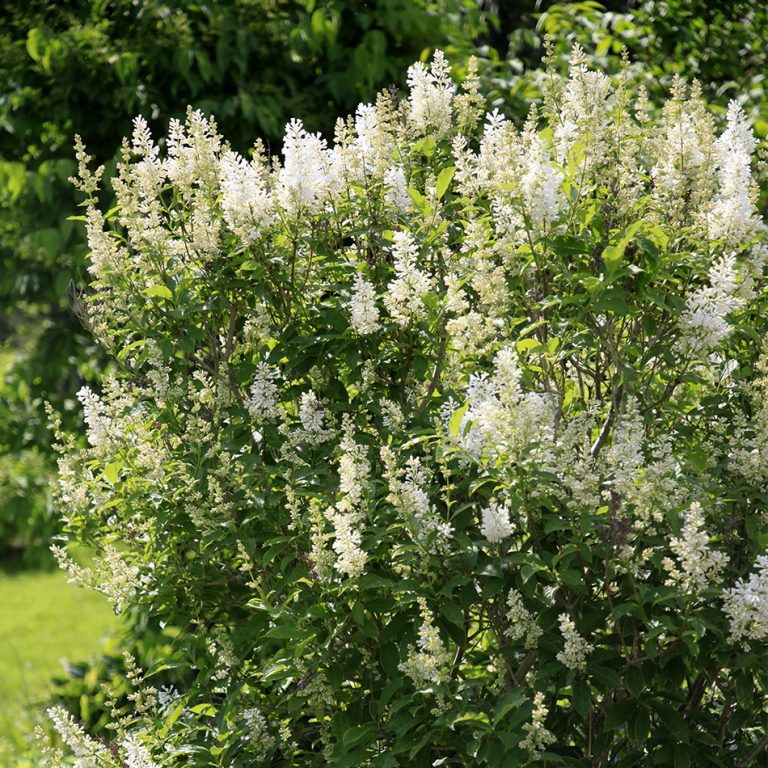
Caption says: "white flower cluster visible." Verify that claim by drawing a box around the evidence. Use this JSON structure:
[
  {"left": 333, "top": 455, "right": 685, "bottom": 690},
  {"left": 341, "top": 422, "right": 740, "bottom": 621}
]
[
  {"left": 122, "top": 733, "right": 160, "bottom": 768},
  {"left": 278, "top": 119, "right": 339, "bottom": 215},
  {"left": 604, "top": 397, "right": 644, "bottom": 500},
  {"left": 480, "top": 499, "right": 515, "bottom": 543},
  {"left": 324, "top": 419, "right": 370, "bottom": 578},
  {"left": 731, "top": 347, "right": 768, "bottom": 483},
  {"left": 662, "top": 502, "right": 728, "bottom": 594},
  {"left": 723, "top": 553, "right": 768, "bottom": 647},
  {"left": 347, "top": 272, "right": 380, "bottom": 335},
  {"left": 298, "top": 390, "right": 333, "bottom": 444},
  {"left": 383, "top": 230, "right": 433, "bottom": 326},
  {"left": 77, "top": 385, "right": 111, "bottom": 450},
  {"left": 706, "top": 101, "right": 762, "bottom": 246},
  {"left": 454, "top": 108, "right": 564, "bottom": 241},
  {"left": 219, "top": 149, "right": 273, "bottom": 243},
  {"left": 246, "top": 362, "right": 280, "bottom": 422},
  {"left": 406, "top": 50, "right": 456, "bottom": 137},
  {"left": 242, "top": 707, "right": 276, "bottom": 760},
  {"left": 553, "top": 45, "right": 612, "bottom": 167},
  {"left": 399, "top": 597, "right": 452, "bottom": 688},
  {"left": 556, "top": 614, "right": 593, "bottom": 670},
  {"left": 519, "top": 692, "right": 556, "bottom": 756},
  {"left": 382, "top": 449, "right": 453, "bottom": 553},
  {"left": 48, "top": 705, "right": 111, "bottom": 767},
  {"left": 455, "top": 346, "right": 555, "bottom": 466},
  {"left": 678, "top": 252, "right": 744, "bottom": 354},
  {"left": 519, "top": 133, "right": 564, "bottom": 234},
  {"left": 52, "top": 544, "right": 145, "bottom": 614},
  {"left": 505, "top": 589, "right": 542, "bottom": 649}
]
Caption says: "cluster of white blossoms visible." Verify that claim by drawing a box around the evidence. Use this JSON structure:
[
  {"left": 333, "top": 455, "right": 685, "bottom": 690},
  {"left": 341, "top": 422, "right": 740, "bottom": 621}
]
[
  {"left": 722, "top": 553, "right": 768, "bottom": 646},
  {"left": 604, "top": 397, "right": 645, "bottom": 500},
  {"left": 52, "top": 543, "right": 145, "bottom": 614},
  {"left": 662, "top": 502, "right": 728, "bottom": 594},
  {"left": 505, "top": 589, "right": 542, "bottom": 649},
  {"left": 480, "top": 498, "right": 515, "bottom": 543},
  {"left": 678, "top": 253, "right": 745, "bottom": 354},
  {"left": 406, "top": 50, "right": 456, "bottom": 137},
  {"left": 278, "top": 119, "right": 339, "bottom": 214},
  {"left": 382, "top": 448, "right": 453, "bottom": 553},
  {"left": 241, "top": 707, "right": 276, "bottom": 760},
  {"left": 399, "top": 598, "right": 453, "bottom": 688},
  {"left": 323, "top": 420, "right": 370, "bottom": 578},
  {"left": 454, "top": 346, "right": 555, "bottom": 467},
  {"left": 76, "top": 385, "right": 110, "bottom": 450},
  {"left": 246, "top": 362, "right": 280, "bottom": 422},
  {"left": 519, "top": 692, "right": 556, "bottom": 756},
  {"left": 383, "top": 230, "right": 434, "bottom": 326},
  {"left": 706, "top": 100, "right": 763, "bottom": 246},
  {"left": 297, "top": 390, "right": 333, "bottom": 444},
  {"left": 219, "top": 148, "right": 273, "bottom": 244},
  {"left": 556, "top": 614, "right": 593, "bottom": 670},
  {"left": 347, "top": 272, "right": 380, "bottom": 335}
]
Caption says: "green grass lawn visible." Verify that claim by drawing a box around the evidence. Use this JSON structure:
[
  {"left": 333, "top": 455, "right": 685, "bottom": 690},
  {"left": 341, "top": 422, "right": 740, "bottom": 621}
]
[{"left": 0, "top": 560, "right": 115, "bottom": 764}]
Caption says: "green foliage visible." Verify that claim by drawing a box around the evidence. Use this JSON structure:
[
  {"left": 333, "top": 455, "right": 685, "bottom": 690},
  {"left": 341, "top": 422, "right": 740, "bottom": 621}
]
[{"left": 495, "top": 1, "right": 768, "bottom": 142}]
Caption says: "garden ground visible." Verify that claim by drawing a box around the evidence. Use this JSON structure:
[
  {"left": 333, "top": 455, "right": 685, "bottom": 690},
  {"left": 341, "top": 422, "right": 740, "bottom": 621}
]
[{"left": 0, "top": 560, "right": 115, "bottom": 763}]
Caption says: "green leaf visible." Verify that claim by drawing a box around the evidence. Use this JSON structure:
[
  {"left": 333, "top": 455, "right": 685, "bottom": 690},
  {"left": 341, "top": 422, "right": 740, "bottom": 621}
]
[
  {"left": 674, "top": 744, "right": 691, "bottom": 768},
  {"left": 104, "top": 462, "right": 121, "bottom": 485},
  {"left": 343, "top": 725, "right": 377, "bottom": 750},
  {"left": 494, "top": 689, "right": 527, "bottom": 726},
  {"left": 145, "top": 284, "right": 173, "bottom": 301},
  {"left": 448, "top": 401, "right": 469, "bottom": 438},
  {"left": 435, "top": 166, "right": 456, "bottom": 200},
  {"left": 406, "top": 187, "right": 431, "bottom": 217},
  {"left": 625, "top": 665, "right": 645, "bottom": 697},
  {"left": 572, "top": 680, "right": 591, "bottom": 719}
]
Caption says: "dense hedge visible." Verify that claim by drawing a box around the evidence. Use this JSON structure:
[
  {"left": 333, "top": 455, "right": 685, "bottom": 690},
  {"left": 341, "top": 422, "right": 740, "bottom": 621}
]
[{"left": 48, "top": 46, "right": 768, "bottom": 766}]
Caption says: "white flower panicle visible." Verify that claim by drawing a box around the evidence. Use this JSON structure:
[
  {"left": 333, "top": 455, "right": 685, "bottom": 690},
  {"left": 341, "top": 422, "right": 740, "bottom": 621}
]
[
  {"left": 122, "top": 733, "right": 160, "bottom": 768},
  {"left": 322, "top": 419, "right": 370, "bottom": 578},
  {"left": 519, "top": 134, "right": 563, "bottom": 234},
  {"left": 662, "top": 502, "right": 728, "bottom": 593},
  {"left": 520, "top": 692, "right": 556, "bottom": 756},
  {"left": 455, "top": 346, "right": 555, "bottom": 466},
  {"left": 328, "top": 509, "right": 368, "bottom": 578},
  {"left": 707, "top": 101, "right": 762, "bottom": 246},
  {"left": 679, "top": 252, "right": 744, "bottom": 354},
  {"left": 505, "top": 589, "right": 542, "bottom": 649},
  {"left": 553, "top": 44, "right": 612, "bottom": 165},
  {"left": 383, "top": 450, "right": 453, "bottom": 552},
  {"left": 384, "top": 165, "right": 412, "bottom": 212},
  {"left": 246, "top": 363, "right": 280, "bottom": 422},
  {"left": 384, "top": 230, "right": 433, "bottom": 325},
  {"left": 604, "top": 397, "right": 644, "bottom": 499},
  {"left": 52, "top": 544, "right": 144, "bottom": 614},
  {"left": 480, "top": 499, "right": 515, "bottom": 543},
  {"left": 556, "top": 614, "right": 593, "bottom": 670},
  {"left": 723, "top": 553, "right": 768, "bottom": 646},
  {"left": 407, "top": 50, "right": 456, "bottom": 137},
  {"left": 347, "top": 272, "right": 380, "bottom": 335},
  {"left": 278, "top": 119, "right": 338, "bottom": 214},
  {"left": 399, "top": 597, "right": 452, "bottom": 687},
  {"left": 242, "top": 708, "right": 277, "bottom": 760},
  {"left": 48, "top": 705, "right": 111, "bottom": 765},
  {"left": 77, "top": 385, "right": 110, "bottom": 450},
  {"left": 298, "top": 390, "right": 332, "bottom": 443},
  {"left": 219, "top": 150, "right": 273, "bottom": 243}
]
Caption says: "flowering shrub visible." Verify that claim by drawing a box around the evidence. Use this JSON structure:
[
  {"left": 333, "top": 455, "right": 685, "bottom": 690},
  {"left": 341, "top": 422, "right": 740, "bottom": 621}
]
[{"left": 49, "top": 47, "right": 768, "bottom": 767}]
